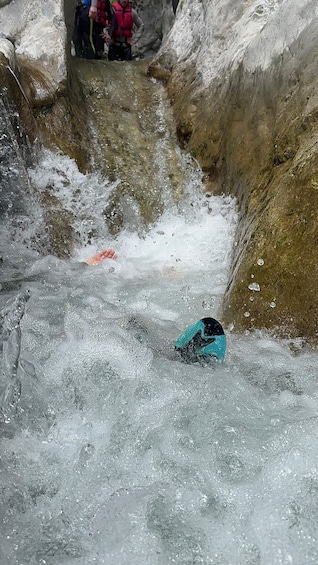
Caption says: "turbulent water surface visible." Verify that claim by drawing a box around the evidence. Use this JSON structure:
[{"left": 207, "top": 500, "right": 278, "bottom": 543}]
[{"left": 1, "top": 84, "right": 318, "bottom": 564}]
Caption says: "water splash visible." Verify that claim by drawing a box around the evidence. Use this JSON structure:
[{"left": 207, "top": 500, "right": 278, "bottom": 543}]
[{"left": 0, "top": 290, "right": 30, "bottom": 423}]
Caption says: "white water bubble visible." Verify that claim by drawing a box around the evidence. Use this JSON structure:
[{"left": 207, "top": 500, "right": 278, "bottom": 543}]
[
  {"left": 270, "top": 301, "right": 276, "bottom": 308},
  {"left": 248, "top": 282, "right": 261, "bottom": 291},
  {"left": 257, "top": 258, "right": 264, "bottom": 266}
]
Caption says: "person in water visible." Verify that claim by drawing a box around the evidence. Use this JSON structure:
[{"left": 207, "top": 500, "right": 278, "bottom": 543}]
[
  {"left": 84, "top": 249, "right": 226, "bottom": 363},
  {"left": 85, "top": 248, "right": 118, "bottom": 265},
  {"left": 174, "top": 317, "right": 226, "bottom": 364}
]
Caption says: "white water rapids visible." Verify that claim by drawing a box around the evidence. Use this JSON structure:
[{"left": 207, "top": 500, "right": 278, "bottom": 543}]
[{"left": 1, "top": 145, "right": 318, "bottom": 564}]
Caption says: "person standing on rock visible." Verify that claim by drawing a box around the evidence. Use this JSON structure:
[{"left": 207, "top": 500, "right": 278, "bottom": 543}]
[
  {"left": 73, "top": 0, "right": 95, "bottom": 59},
  {"left": 88, "top": 0, "right": 117, "bottom": 56},
  {"left": 105, "top": 0, "right": 144, "bottom": 61},
  {"left": 73, "top": 0, "right": 114, "bottom": 59}
]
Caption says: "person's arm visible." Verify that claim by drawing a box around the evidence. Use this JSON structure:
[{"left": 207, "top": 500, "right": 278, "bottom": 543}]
[
  {"left": 108, "top": 7, "right": 117, "bottom": 38},
  {"left": 130, "top": 9, "right": 144, "bottom": 44},
  {"left": 85, "top": 249, "right": 118, "bottom": 266}
]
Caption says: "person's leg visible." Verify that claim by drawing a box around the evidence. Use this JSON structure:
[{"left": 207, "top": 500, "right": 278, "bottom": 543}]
[
  {"left": 73, "top": 31, "right": 84, "bottom": 57},
  {"left": 79, "top": 5, "right": 96, "bottom": 59},
  {"left": 93, "top": 22, "right": 105, "bottom": 59},
  {"left": 108, "top": 43, "right": 120, "bottom": 61},
  {"left": 82, "top": 32, "right": 96, "bottom": 59},
  {"left": 122, "top": 43, "right": 132, "bottom": 61}
]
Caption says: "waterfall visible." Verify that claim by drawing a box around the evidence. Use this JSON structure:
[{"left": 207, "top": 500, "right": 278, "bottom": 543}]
[{"left": 0, "top": 96, "right": 32, "bottom": 218}]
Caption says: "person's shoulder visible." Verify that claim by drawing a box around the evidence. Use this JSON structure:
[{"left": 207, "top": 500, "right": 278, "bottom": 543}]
[{"left": 132, "top": 8, "right": 144, "bottom": 22}]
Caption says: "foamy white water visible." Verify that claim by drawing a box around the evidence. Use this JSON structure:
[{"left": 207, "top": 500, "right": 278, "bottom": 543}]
[{"left": 1, "top": 151, "right": 318, "bottom": 565}]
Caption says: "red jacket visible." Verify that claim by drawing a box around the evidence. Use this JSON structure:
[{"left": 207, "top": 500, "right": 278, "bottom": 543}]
[
  {"left": 112, "top": 2, "right": 134, "bottom": 39},
  {"left": 97, "top": 0, "right": 110, "bottom": 26}
]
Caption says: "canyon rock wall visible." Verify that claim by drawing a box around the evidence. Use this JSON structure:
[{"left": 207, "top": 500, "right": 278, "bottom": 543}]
[{"left": 150, "top": 0, "right": 318, "bottom": 343}]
